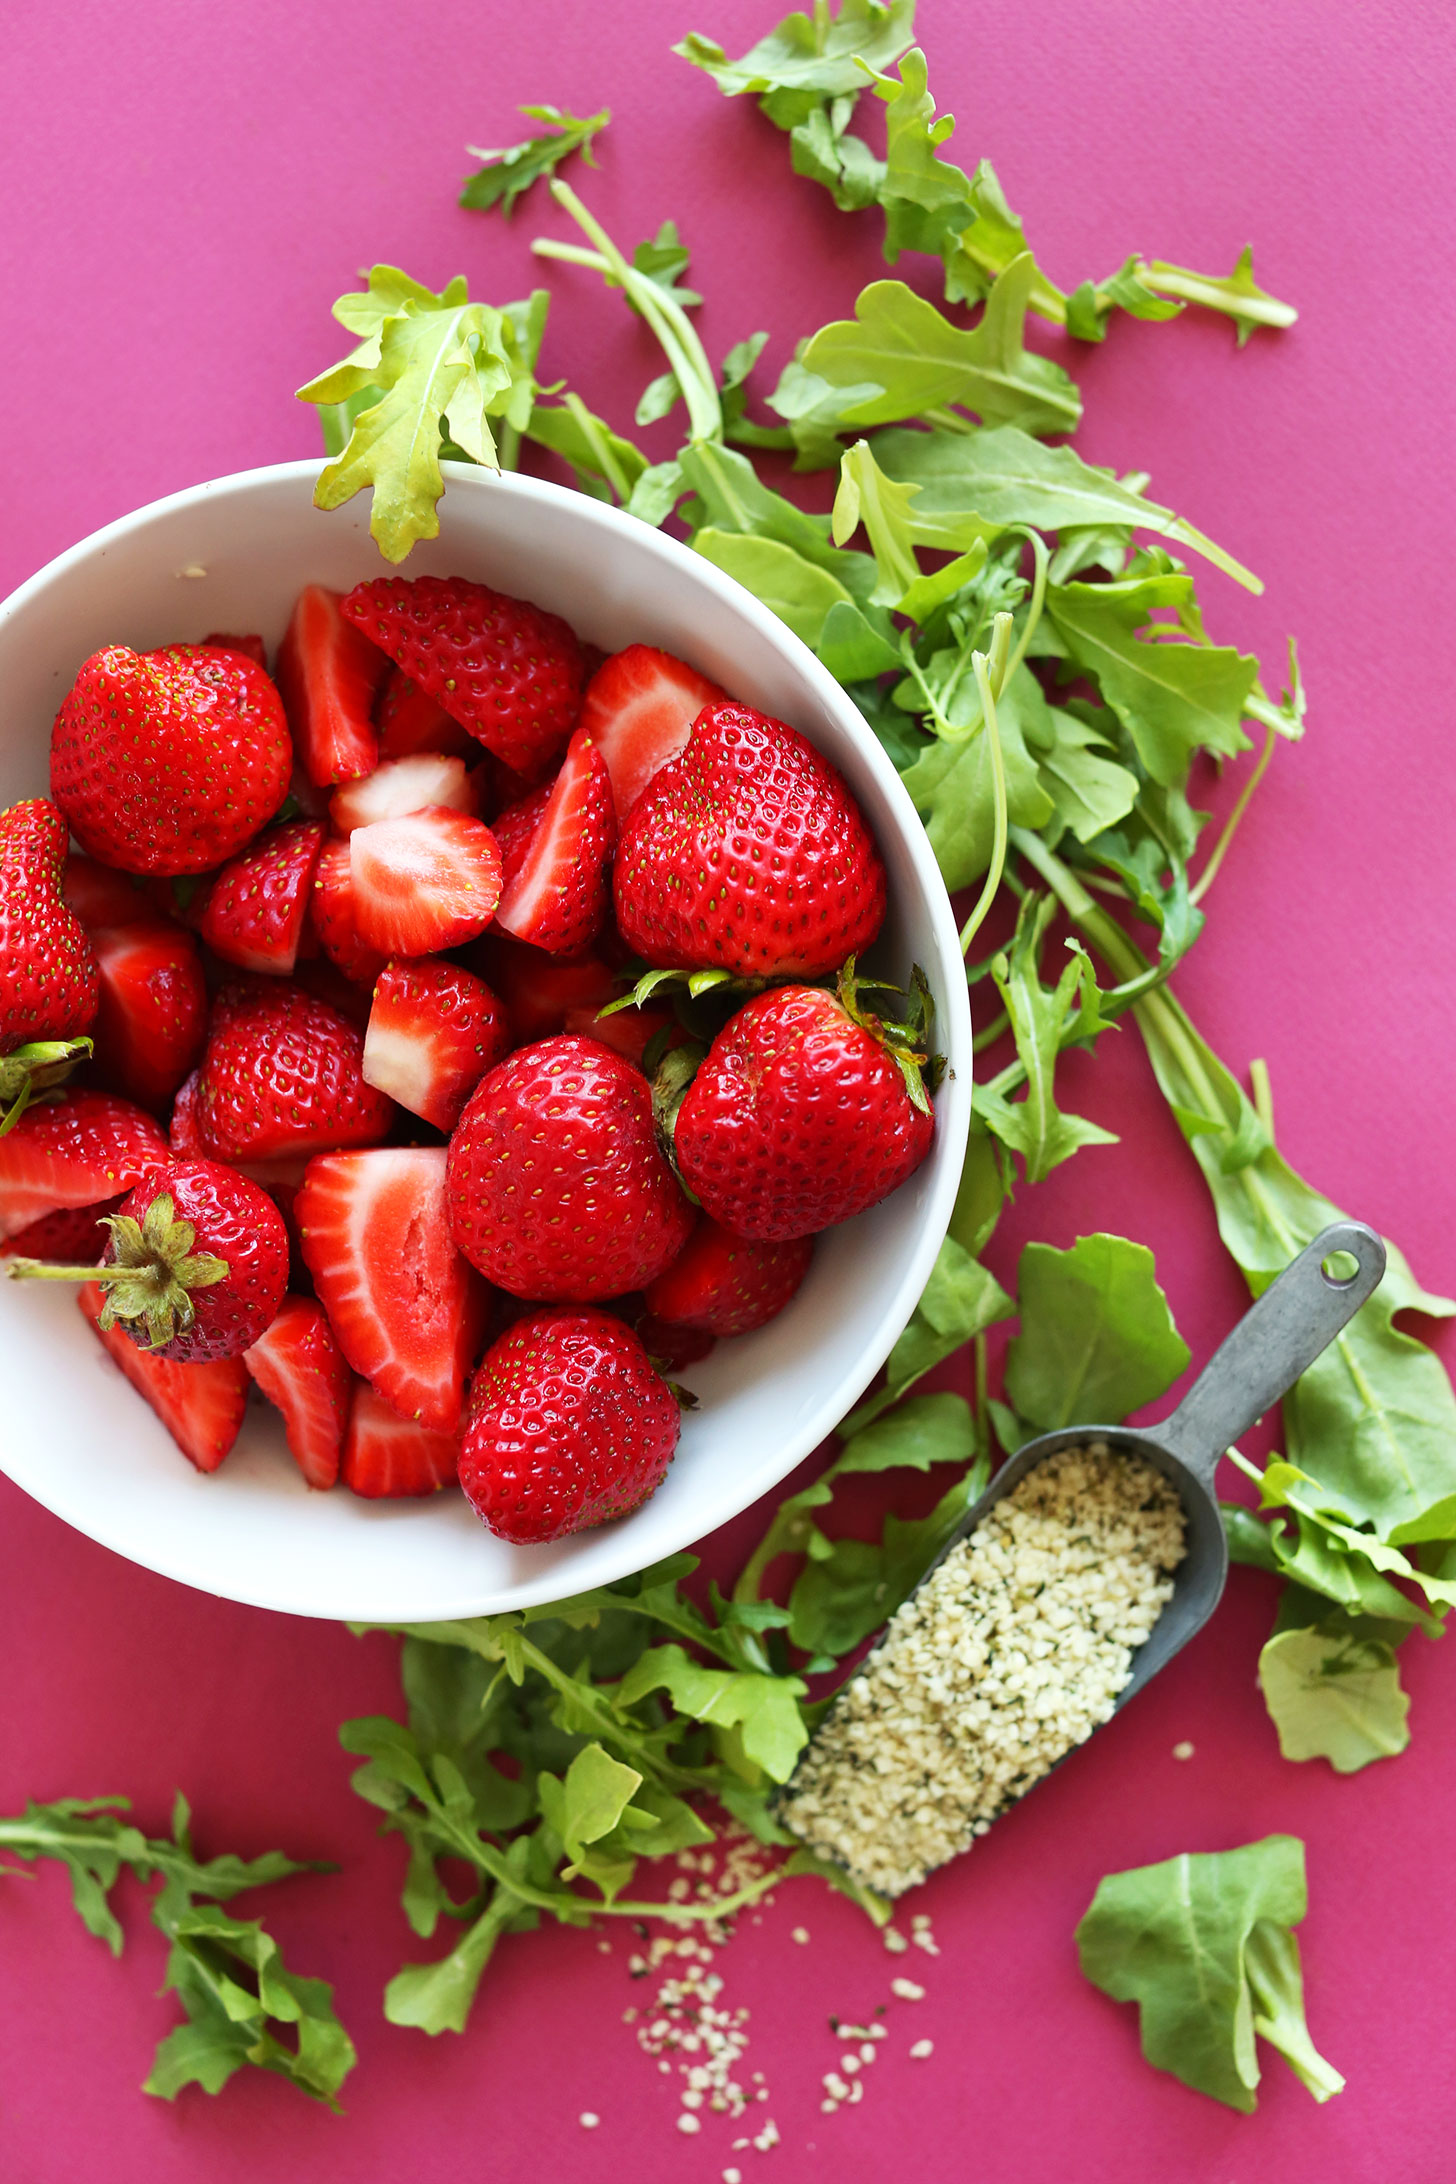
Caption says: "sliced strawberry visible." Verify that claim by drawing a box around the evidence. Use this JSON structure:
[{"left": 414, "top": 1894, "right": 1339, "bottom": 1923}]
[
  {"left": 0, "top": 1091, "right": 168, "bottom": 1239},
  {"left": 290, "top": 951, "right": 374, "bottom": 1030},
  {"left": 492, "top": 730, "right": 616, "bottom": 956},
  {"left": 297, "top": 1146, "right": 488, "bottom": 1431},
  {"left": 63, "top": 855, "right": 152, "bottom": 933},
  {"left": 201, "top": 632, "right": 268, "bottom": 671},
  {"left": 329, "top": 754, "right": 478, "bottom": 837},
  {"left": 376, "top": 667, "right": 476, "bottom": 762},
  {"left": 243, "top": 1295, "right": 352, "bottom": 1489},
  {"left": 170, "top": 1068, "right": 204, "bottom": 1155},
  {"left": 470, "top": 935, "right": 621, "bottom": 1044},
  {"left": 580, "top": 645, "right": 727, "bottom": 822},
  {"left": 349, "top": 809, "right": 503, "bottom": 957},
  {"left": 276, "top": 584, "right": 390, "bottom": 788},
  {"left": 90, "top": 920, "right": 209, "bottom": 1110},
  {"left": 197, "top": 820, "right": 325, "bottom": 976},
  {"left": 78, "top": 1281, "right": 248, "bottom": 1472},
  {"left": 489, "top": 780, "right": 550, "bottom": 876},
  {"left": 0, "top": 1196, "right": 123, "bottom": 1262},
  {"left": 341, "top": 1380, "right": 459, "bottom": 1498},
  {"left": 362, "top": 959, "right": 511, "bottom": 1132},
  {"left": 309, "top": 839, "right": 387, "bottom": 989}
]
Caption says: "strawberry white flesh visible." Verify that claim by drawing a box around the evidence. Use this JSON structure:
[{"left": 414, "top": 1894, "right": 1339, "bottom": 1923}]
[
  {"left": 0, "top": 1091, "right": 168, "bottom": 1239},
  {"left": 342, "top": 1381, "right": 459, "bottom": 1497},
  {"left": 329, "top": 753, "right": 478, "bottom": 836},
  {"left": 78, "top": 1282, "right": 247, "bottom": 1472},
  {"left": 579, "top": 644, "right": 727, "bottom": 821},
  {"left": 243, "top": 1295, "right": 352, "bottom": 1489},
  {"left": 362, "top": 958, "right": 510, "bottom": 1132},
  {"left": 296, "top": 1145, "right": 488, "bottom": 1431},
  {"left": 349, "top": 808, "right": 503, "bottom": 956}
]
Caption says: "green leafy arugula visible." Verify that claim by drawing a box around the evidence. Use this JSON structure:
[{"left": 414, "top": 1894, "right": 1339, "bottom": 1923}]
[
  {"left": 1257, "top": 1624, "right": 1411, "bottom": 1773},
  {"left": 0, "top": 1793, "right": 352, "bottom": 2105},
  {"left": 459, "top": 104, "right": 610, "bottom": 216},
  {"left": 1077, "top": 1835, "right": 1343, "bottom": 2111},
  {"left": 1005, "top": 1232, "right": 1190, "bottom": 1433}
]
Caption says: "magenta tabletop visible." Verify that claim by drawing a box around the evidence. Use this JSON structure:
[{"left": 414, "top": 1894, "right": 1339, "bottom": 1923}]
[{"left": 2, "top": 2, "right": 1454, "bottom": 2179}]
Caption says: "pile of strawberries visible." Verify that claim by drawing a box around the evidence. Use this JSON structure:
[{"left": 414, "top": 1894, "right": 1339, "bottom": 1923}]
[{"left": 0, "top": 574, "right": 938, "bottom": 1545}]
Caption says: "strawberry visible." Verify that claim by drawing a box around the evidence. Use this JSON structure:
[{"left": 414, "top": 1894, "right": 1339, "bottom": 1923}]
[
  {"left": 341, "top": 575, "right": 585, "bottom": 780},
  {"left": 193, "top": 981, "right": 394, "bottom": 1163},
  {"left": 169, "top": 1068, "right": 204, "bottom": 1156},
  {"left": 77, "top": 1281, "right": 248, "bottom": 1472},
  {"left": 8, "top": 1156, "right": 288, "bottom": 1362},
  {"left": 308, "top": 839, "right": 387, "bottom": 989},
  {"left": 89, "top": 919, "right": 209, "bottom": 1110},
  {"left": 614, "top": 701, "right": 887, "bottom": 978},
  {"left": 643, "top": 1215, "right": 813, "bottom": 1335},
  {"left": 51, "top": 644, "right": 292, "bottom": 876},
  {"left": 493, "top": 727, "right": 616, "bottom": 956},
  {"left": 376, "top": 666, "right": 476, "bottom": 762},
  {"left": 349, "top": 808, "right": 502, "bottom": 957},
  {"left": 579, "top": 644, "right": 727, "bottom": 822},
  {"left": 0, "top": 1090, "right": 168, "bottom": 1240},
  {"left": 297, "top": 1146, "right": 488, "bottom": 1431},
  {"left": 201, "top": 632, "right": 268, "bottom": 671},
  {"left": 276, "top": 583, "right": 390, "bottom": 787},
  {"left": 0, "top": 1196, "right": 123, "bottom": 1263},
  {"left": 470, "top": 936, "right": 621, "bottom": 1044},
  {"left": 446, "top": 1034, "right": 693, "bottom": 1300},
  {"left": 562, "top": 999, "right": 674, "bottom": 1070},
  {"left": 197, "top": 820, "right": 326, "bottom": 976},
  {"left": 341, "top": 1381, "right": 459, "bottom": 1498},
  {"left": 671, "top": 981, "right": 935, "bottom": 1241},
  {"left": 0, "top": 800, "right": 98, "bottom": 1118},
  {"left": 62, "top": 854, "right": 152, "bottom": 933},
  {"left": 329, "top": 752, "right": 478, "bottom": 836},
  {"left": 488, "top": 780, "right": 550, "bottom": 876},
  {"left": 243, "top": 1295, "right": 352, "bottom": 1489},
  {"left": 362, "top": 958, "right": 511, "bottom": 1132},
  {"left": 633, "top": 1313, "right": 717, "bottom": 1372},
  {"left": 459, "top": 1308, "right": 679, "bottom": 1543}
]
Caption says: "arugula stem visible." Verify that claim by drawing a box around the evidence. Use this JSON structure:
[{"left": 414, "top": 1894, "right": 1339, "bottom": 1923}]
[
  {"left": 1250, "top": 1057, "right": 1275, "bottom": 1137},
  {"left": 1189, "top": 720, "right": 1276, "bottom": 905},
  {"left": 957, "top": 634, "right": 1012, "bottom": 955},
  {"left": 562, "top": 391, "right": 632, "bottom": 502},
  {"left": 1000, "top": 530, "right": 1050, "bottom": 690}
]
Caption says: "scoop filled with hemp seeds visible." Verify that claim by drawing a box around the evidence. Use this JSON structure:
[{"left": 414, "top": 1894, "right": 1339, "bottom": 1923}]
[{"left": 780, "top": 1220, "right": 1389, "bottom": 1896}]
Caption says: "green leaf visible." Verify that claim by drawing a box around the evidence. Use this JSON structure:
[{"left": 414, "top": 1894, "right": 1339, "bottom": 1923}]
[
  {"left": 972, "top": 892, "right": 1117, "bottom": 1183},
  {"left": 675, "top": 1, "right": 916, "bottom": 127},
  {"left": 556, "top": 1743, "right": 645, "bottom": 1860},
  {"left": 1045, "top": 576, "right": 1257, "bottom": 786},
  {"left": 1257, "top": 1625, "right": 1411, "bottom": 1773},
  {"left": 1078, "top": 247, "right": 1298, "bottom": 349},
  {"left": 798, "top": 265, "right": 1081, "bottom": 438},
  {"left": 836, "top": 1391, "right": 976, "bottom": 1473},
  {"left": 692, "top": 526, "right": 857, "bottom": 647},
  {"left": 384, "top": 1896, "right": 515, "bottom": 2035},
  {"left": 874, "top": 424, "right": 1261, "bottom": 592},
  {"left": 1076, "top": 1835, "right": 1340, "bottom": 2112},
  {"left": 840, "top": 1237, "right": 1015, "bottom": 1435},
  {"left": 1006, "top": 1233, "right": 1190, "bottom": 1431},
  {"left": 146, "top": 1908, "right": 356, "bottom": 2107},
  {"left": 0, "top": 1797, "right": 147, "bottom": 1955},
  {"left": 523, "top": 396, "right": 648, "bottom": 504},
  {"left": 788, "top": 1465, "right": 985, "bottom": 1655},
  {"left": 1032, "top": 705, "right": 1140, "bottom": 845},
  {"left": 616, "top": 1646, "right": 807, "bottom": 1783},
  {"left": 459, "top": 104, "right": 609, "bottom": 217}
]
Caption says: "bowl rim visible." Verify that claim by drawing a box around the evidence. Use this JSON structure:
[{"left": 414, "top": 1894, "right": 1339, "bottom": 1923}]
[{"left": 0, "top": 457, "right": 973, "bottom": 1617}]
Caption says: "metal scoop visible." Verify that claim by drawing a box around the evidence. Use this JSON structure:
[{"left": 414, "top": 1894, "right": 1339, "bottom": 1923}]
[{"left": 927, "top": 1217, "right": 1387, "bottom": 1716}]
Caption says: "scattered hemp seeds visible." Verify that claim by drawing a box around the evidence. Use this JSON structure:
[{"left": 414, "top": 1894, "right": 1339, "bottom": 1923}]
[{"left": 779, "top": 1444, "right": 1187, "bottom": 1896}]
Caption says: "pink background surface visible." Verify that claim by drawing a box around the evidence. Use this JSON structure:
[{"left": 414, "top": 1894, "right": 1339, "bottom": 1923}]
[{"left": 3, "top": 1, "right": 1454, "bottom": 2177}]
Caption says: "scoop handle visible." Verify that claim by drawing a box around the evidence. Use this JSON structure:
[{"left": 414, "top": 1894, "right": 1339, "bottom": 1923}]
[{"left": 1158, "top": 1221, "right": 1387, "bottom": 1481}]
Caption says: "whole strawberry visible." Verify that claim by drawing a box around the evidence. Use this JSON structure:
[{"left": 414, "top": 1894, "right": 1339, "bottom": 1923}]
[
  {"left": 6, "top": 1155, "right": 288, "bottom": 1361},
  {"left": 194, "top": 981, "right": 395, "bottom": 1163},
  {"left": 459, "top": 1308, "right": 680, "bottom": 1543},
  {"left": 644, "top": 1215, "right": 813, "bottom": 1336},
  {"left": 672, "top": 977, "right": 936, "bottom": 1241},
  {"left": 613, "top": 701, "right": 887, "bottom": 978},
  {"left": 0, "top": 800, "right": 98, "bottom": 1111},
  {"left": 342, "top": 576, "right": 585, "bottom": 780},
  {"left": 51, "top": 643, "right": 292, "bottom": 875},
  {"left": 446, "top": 1034, "right": 693, "bottom": 1300}
]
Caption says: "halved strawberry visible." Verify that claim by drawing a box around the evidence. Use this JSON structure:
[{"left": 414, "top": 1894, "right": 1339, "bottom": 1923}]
[
  {"left": 341, "top": 1381, "right": 459, "bottom": 1498},
  {"left": 296, "top": 1146, "right": 488, "bottom": 1431},
  {"left": 63, "top": 855, "right": 152, "bottom": 933},
  {"left": 376, "top": 667, "right": 475, "bottom": 762},
  {"left": 0, "top": 1091, "right": 168, "bottom": 1239},
  {"left": 243, "top": 1294, "right": 352, "bottom": 1489},
  {"left": 197, "top": 820, "right": 326, "bottom": 976},
  {"left": 170, "top": 1067, "right": 204, "bottom": 1155},
  {"left": 78, "top": 1281, "right": 248, "bottom": 1472},
  {"left": 201, "top": 632, "right": 268, "bottom": 671},
  {"left": 350, "top": 810, "right": 503, "bottom": 957},
  {"left": 276, "top": 584, "right": 390, "bottom": 788},
  {"left": 470, "top": 935, "right": 621, "bottom": 1044},
  {"left": 90, "top": 920, "right": 209, "bottom": 1110},
  {"left": 492, "top": 728, "right": 616, "bottom": 956},
  {"left": 0, "top": 1196, "right": 123, "bottom": 1262},
  {"left": 362, "top": 959, "right": 511, "bottom": 1132},
  {"left": 309, "top": 839, "right": 387, "bottom": 989},
  {"left": 579, "top": 644, "right": 727, "bottom": 822},
  {"left": 329, "top": 754, "right": 478, "bottom": 837}
]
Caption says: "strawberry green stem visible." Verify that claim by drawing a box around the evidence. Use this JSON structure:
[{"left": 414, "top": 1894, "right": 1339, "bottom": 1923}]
[
  {"left": 5, "top": 1194, "right": 227, "bottom": 1350},
  {"left": 0, "top": 1037, "right": 93, "bottom": 1139}
]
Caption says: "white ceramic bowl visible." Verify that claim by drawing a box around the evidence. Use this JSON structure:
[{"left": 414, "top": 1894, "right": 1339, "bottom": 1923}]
[{"left": 0, "top": 460, "right": 971, "bottom": 1620}]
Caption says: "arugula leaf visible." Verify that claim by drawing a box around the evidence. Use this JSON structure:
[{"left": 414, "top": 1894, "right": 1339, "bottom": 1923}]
[
  {"left": 972, "top": 891, "right": 1117, "bottom": 1183},
  {"left": 0, "top": 1796, "right": 147, "bottom": 1954},
  {"left": 524, "top": 394, "right": 649, "bottom": 504},
  {"left": 897, "top": 669, "right": 1052, "bottom": 889},
  {"left": 297, "top": 267, "right": 518, "bottom": 560},
  {"left": 840, "top": 1236, "right": 1015, "bottom": 1435},
  {"left": 1070, "top": 247, "right": 1298, "bottom": 349},
  {"left": 1005, "top": 1233, "right": 1190, "bottom": 1431},
  {"left": 459, "top": 104, "right": 609, "bottom": 216},
  {"left": 1076, "top": 1836, "right": 1343, "bottom": 2111},
  {"left": 787, "top": 1463, "right": 986, "bottom": 1655},
  {"left": 616, "top": 1646, "right": 808, "bottom": 1782},
  {"left": 675, "top": 1, "right": 915, "bottom": 127},
  {"left": 1257, "top": 1625, "right": 1411, "bottom": 1772}
]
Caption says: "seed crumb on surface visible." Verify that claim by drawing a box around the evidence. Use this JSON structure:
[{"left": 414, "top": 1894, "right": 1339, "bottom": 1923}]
[
  {"left": 909, "top": 2039, "right": 934, "bottom": 2059},
  {"left": 891, "top": 1977, "right": 925, "bottom": 2001},
  {"left": 883, "top": 1927, "right": 909, "bottom": 1953},
  {"left": 677, "top": 2112, "right": 701, "bottom": 2134},
  {"left": 778, "top": 1444, "right": 1186, "bottom": 1895},
  {"left": 791, "top": 1926, "right": 810, "bottom": 1944},
  {"left": 725, "top": 2171, "right": 743, "bottom": 2182},
  {"left": 579, "top": 2112, "right": 600, "bottom": 2128},
  {"left": 1173, "top": 1739, "right": 1195, "bottom": 1760}
]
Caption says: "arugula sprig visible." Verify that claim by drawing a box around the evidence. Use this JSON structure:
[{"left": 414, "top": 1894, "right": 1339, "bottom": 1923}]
[
  {"left": 0, "top": 1793, "right": 352, "bottom": 2105},
  {"left": 459, "top": 104, "right": 610, "bottom": 216}
]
